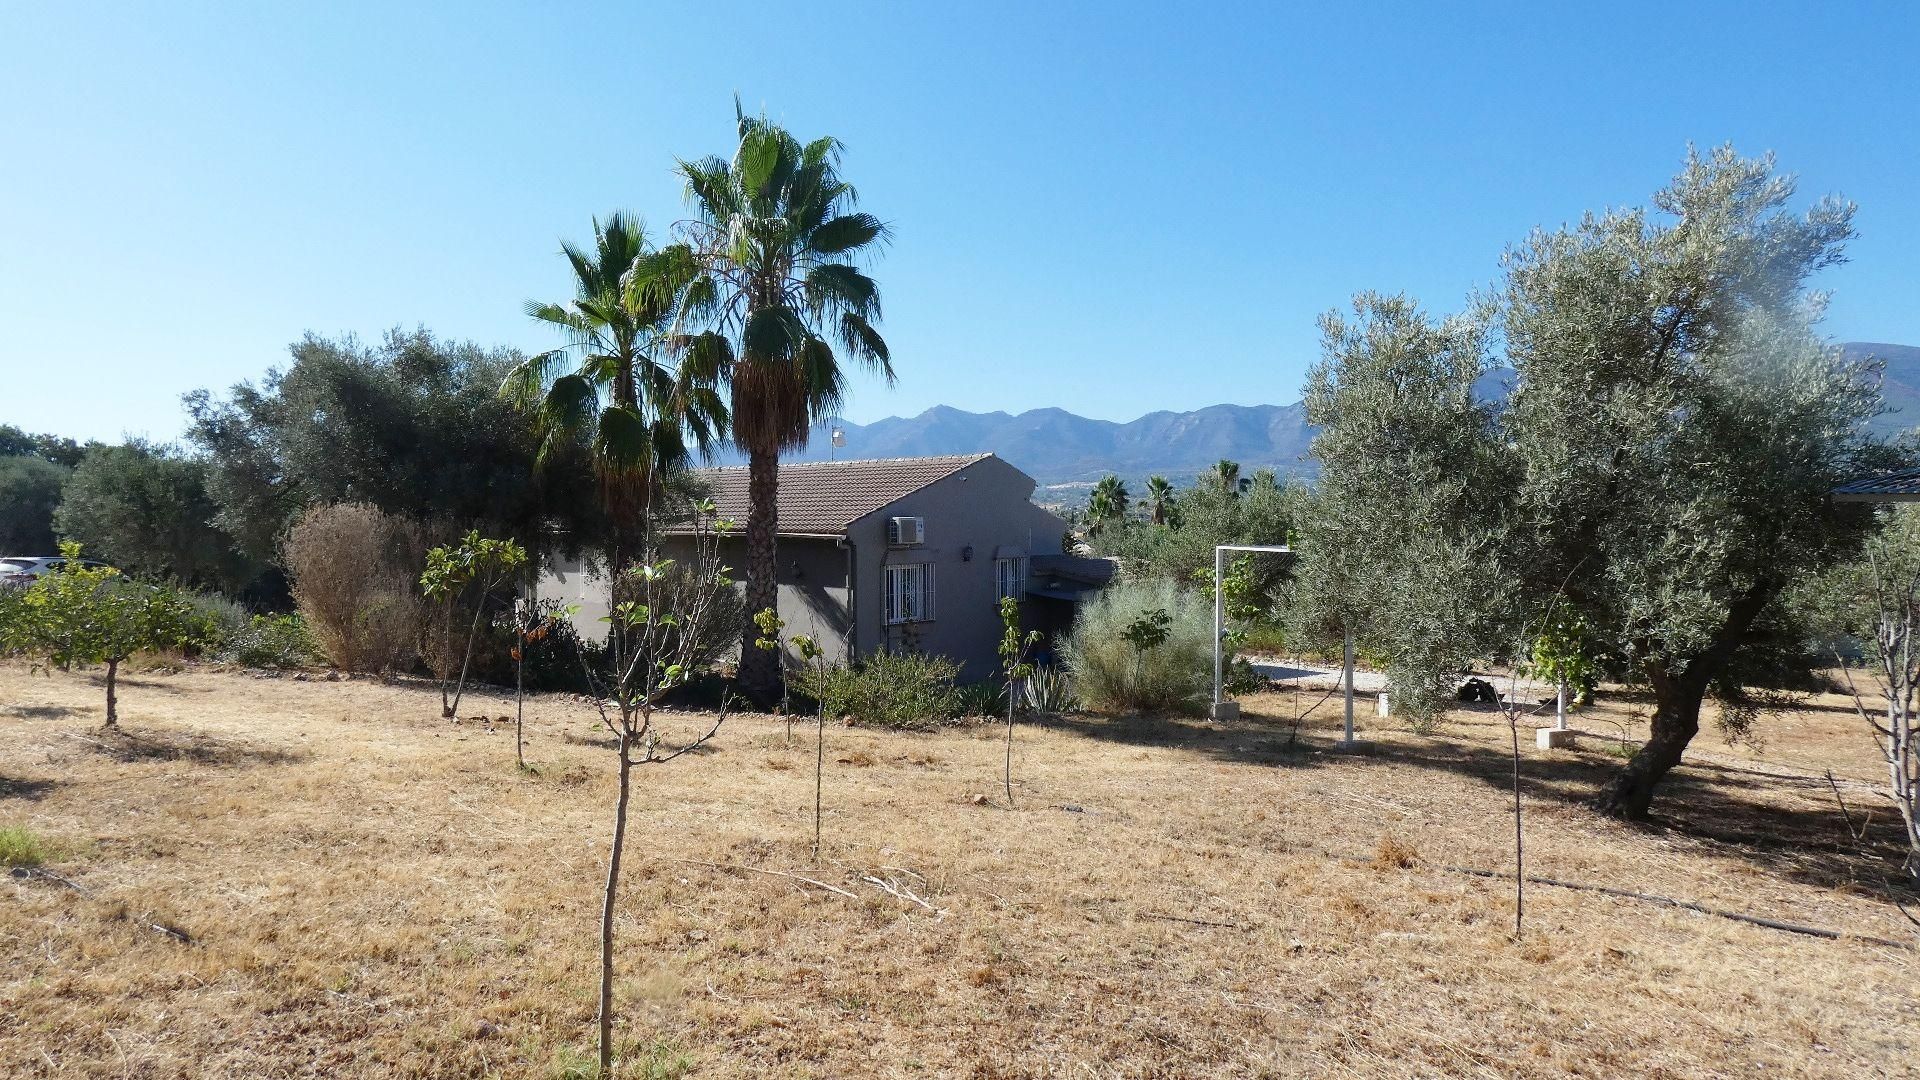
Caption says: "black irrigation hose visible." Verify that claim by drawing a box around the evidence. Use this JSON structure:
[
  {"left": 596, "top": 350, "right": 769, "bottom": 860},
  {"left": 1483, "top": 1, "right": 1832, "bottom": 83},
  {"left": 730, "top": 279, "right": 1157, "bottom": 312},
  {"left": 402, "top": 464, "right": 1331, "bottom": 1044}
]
[{"left": 1436, "top": 863, "right": 1918, "bottom": 951}]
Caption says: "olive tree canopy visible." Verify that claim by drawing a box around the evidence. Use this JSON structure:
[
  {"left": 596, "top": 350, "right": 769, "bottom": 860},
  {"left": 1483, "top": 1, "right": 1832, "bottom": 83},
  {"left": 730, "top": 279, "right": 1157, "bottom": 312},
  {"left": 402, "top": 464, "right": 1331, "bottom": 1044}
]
[{"left": 1298, "top": 146, "right": 1900, "bottom": 817}]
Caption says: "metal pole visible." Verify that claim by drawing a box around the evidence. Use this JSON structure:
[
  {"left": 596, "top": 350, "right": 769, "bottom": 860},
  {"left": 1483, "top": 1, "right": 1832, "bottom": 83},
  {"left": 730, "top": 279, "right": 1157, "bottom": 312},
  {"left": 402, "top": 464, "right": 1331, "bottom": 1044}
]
[
  {"left": 1556, "top": 674, "right": 1567, "bottom": 731},
  {"left": 1343, "top": 631, "right": 1355, "bottom": 744},
  {"left": 1212, "top": 545, "right": 1225, "bottom": 709}
]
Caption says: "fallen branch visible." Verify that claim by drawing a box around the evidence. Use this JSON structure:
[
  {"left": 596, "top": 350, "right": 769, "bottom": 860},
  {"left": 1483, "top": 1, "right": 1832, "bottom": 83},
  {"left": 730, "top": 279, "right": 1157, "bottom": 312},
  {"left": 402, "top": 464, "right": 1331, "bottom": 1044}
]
[
  {"left": 857, "top": 872, "right": 947, "bottom": 915},
  {"left": 681, "top": 860, "right": 859, "bottom": 900},
  {"left": 1139, "top": 912, "right": 1242, "bottom": 929},
  {"left": 1438, "top": 864, "right": 1915, "bottom": 950}
]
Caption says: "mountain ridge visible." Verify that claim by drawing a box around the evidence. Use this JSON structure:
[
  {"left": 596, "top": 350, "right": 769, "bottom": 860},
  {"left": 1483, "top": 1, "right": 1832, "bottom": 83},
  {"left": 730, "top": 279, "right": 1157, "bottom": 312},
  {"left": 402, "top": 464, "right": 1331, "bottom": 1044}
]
[{"left": 714, "top": 342, "right": 1917, "bottom": 488}]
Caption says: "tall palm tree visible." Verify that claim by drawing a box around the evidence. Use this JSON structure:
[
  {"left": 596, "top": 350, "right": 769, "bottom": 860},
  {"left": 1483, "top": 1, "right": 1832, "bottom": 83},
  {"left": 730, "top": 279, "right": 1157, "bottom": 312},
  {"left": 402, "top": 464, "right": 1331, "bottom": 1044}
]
[
  {"left": 1089, "top": 475, "right": 1130, "bottom": 526},
  {"left": 502, "top": 213, "right": 727, "bottom": 570},
  {"left": 1140, "top": 475, "right": 1175, "bottom": 525},
  {"left": 641, "top": 108, "right": 891, "bottom": 703},
  {"left": 1207, "top": 458, "right": 1243, "bottom": 496}
]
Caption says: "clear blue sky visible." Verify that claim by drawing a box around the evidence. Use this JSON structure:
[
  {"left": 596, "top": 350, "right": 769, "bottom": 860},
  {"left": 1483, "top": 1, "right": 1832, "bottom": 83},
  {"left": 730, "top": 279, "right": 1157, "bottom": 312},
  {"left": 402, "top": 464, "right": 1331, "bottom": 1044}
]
[{"left": 3, "top": 1, "right": 1916, "bottom": 444}]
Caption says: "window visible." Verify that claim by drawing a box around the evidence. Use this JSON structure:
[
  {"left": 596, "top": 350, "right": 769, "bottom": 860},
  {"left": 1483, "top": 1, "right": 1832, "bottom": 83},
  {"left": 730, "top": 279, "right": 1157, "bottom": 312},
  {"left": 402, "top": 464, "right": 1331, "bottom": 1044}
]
[
  {"left": 884, "top": 564, "right": 934, "bottom": 624},
  {"left": 995, "top": 556, "right": 1026, "bottom": 601}
]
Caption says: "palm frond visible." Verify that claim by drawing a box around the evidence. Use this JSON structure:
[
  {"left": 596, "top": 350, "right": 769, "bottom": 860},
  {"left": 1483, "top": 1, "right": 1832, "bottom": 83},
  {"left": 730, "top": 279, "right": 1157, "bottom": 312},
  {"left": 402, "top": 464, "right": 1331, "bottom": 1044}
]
[
  {"left": 810, "top": 213, "right": 888, "bottom": 256},
  {"left": 838, "top": 312, "right": 894, "bottom": 382}
]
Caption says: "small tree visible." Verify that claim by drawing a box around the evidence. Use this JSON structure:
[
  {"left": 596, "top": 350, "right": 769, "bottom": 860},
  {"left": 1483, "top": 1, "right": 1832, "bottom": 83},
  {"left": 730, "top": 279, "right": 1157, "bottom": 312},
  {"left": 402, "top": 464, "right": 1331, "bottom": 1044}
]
[
  {"left": 789, "top": 633, "right": 830, "bottom": 857},
  {"left": 568, "top": 499, "right": 734, "bottom": 1078},
  {"left": 752, "top": 606, "right": 793, "bottom": 740},
  {"left": 1809, "top": 506, "right": 1920, "bottom": 885},
  {"left": 420, "top": 531, "right": 528, "bottom": 718},
  {"left": 998, "top": 596, "right": 1041, "bottom": 805},
  {"left": 508, "top": 597, "right": 562, "bottom": 769},
  {"left": 8, "top": 543, "right": 204, "bottom": 727},
  {"left": 1122, "top": 608, "right": 1173, "bottom": 687}
]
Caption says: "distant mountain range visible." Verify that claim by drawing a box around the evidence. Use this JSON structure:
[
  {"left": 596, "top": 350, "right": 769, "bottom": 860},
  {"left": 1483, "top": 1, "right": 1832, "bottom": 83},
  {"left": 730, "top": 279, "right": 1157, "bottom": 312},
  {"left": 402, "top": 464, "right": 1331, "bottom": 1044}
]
[{"left": 718, "top": 342, "right": 1919, "bottom": 494}]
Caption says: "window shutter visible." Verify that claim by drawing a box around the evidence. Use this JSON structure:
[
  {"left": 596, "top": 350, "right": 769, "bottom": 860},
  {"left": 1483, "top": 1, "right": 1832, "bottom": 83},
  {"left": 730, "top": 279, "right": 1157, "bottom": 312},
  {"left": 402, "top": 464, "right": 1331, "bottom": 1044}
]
[
  {"left": 884, "top": 567, "right": 898, "bottom": 625},
  {"left": 925, "top": 564, "right": 935, "bottom": 621}
]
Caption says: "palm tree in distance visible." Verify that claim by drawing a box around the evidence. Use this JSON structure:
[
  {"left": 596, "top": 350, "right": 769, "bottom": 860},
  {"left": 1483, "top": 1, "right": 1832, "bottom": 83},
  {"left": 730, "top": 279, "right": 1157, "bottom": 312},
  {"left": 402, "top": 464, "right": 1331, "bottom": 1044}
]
[
  {"left": 502, "top": 213, "right": 728, "bottom": 569},
  {"left": 641, "top": 106, "right": 892, "bottom": 704},
  {"left": 1140, "top": 475, "right": 1175, "bottom": 525},
  {"left": 1207, "top": 458, "right": 1243, "bottom": 496},
  {"left": 1088, "top": 475, "right": 1130, "bottom": 526}
]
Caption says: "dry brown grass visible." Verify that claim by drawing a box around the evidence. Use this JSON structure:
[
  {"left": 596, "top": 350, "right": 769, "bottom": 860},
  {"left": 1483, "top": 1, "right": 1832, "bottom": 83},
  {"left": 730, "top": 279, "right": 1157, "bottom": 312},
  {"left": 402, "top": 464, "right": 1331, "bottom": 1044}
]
[{"left": 2, "top": 662, "right": 1916, "bottom": 1078}]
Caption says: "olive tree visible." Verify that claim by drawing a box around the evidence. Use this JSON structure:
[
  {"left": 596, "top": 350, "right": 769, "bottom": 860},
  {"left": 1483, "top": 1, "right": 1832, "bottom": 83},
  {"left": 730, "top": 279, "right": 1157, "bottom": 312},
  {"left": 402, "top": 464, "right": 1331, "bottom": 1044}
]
[
  {"left": 1301, "top": 148, "right": 1894, "bottom": 817},
  {"left": 1294, "top": 293, "right": 1513, "bottom": 723},
  {"left": 1501, "top": 148, "right": 1886, "bottom": 818}
]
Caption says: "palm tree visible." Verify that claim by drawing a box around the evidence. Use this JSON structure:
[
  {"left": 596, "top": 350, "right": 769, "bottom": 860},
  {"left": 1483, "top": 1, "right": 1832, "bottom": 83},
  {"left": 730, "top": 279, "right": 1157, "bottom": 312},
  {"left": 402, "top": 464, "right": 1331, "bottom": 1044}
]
[
  {"left": 1140, "top": 475, "right": 1175, "bottom": 525},
  {"left": 502, "top": 213, "right": 727, "bottom": 570},
  {"left": 642, "top": 108, "right": 891, "bottom": 703},
  {"left": 1089, "top": 475, "right": 1129, "bottom": 526},
  {"left": 1207, "top": 459, "right": 1243, "bottom": 496}
]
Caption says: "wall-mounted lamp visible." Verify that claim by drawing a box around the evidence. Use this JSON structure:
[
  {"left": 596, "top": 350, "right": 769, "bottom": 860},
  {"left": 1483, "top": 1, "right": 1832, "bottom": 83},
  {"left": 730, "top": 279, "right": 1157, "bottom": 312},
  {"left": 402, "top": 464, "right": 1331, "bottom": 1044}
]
[{"left": 961, "top": 545, "right": 974, "bottom": 562}]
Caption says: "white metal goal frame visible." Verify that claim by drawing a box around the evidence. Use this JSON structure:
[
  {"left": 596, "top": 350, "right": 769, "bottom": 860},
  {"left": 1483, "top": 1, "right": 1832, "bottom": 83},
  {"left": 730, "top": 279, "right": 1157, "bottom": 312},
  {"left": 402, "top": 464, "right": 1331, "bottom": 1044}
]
[{"left": 1210, "top": 544, "right": 1296, "bottom": 723}]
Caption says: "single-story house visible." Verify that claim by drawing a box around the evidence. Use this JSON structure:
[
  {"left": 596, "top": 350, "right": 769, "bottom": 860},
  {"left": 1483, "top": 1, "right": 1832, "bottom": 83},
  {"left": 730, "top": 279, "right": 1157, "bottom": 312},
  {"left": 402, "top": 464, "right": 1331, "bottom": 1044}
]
[{"left": 539, "top": 453, "right": 1113, "bottom": 681}]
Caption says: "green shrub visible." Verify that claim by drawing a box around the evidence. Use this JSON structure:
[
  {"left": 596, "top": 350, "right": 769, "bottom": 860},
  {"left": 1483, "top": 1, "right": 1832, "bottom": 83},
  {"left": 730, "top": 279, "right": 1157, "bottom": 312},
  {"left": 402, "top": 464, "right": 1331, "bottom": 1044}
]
[
  {"left": 1022, "top": 664, "right": 1079, "bottom": 713},
  {"left": 1063, "top": 577, "right": 1213, "bottom": 715},
  {"left": 0, "top": 824, "right": 49, "bottom": 868},
  {"left": 180, "top": 589, "right": 249, "bottom": 651},
  {"left": 815, "top": 651, "right": 962, "bottom": 730},
  {"left": 952, "top": 680, "right": 1004, "bottom": 719},
  {"left": 221, "top": 613, "right": 323, "bottom": 669}
]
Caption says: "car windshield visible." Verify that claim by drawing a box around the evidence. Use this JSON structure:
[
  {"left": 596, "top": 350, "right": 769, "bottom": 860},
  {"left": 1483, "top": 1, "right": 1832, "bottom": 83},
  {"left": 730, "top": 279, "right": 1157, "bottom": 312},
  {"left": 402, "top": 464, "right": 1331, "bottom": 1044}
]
[{"left": 0, "top": 559, "right": 35, "bottom": 571}]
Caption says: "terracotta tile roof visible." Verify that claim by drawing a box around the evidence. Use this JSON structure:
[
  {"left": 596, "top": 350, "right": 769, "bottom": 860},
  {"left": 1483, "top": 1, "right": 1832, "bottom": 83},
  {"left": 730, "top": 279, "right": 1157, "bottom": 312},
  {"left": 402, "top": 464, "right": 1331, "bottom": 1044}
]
[
  {"left": 1835, "top": 468, "right": 1920, "bottom": 501},
  {"left": 684, "top": 454, "right": 995, "bottom": 534}
]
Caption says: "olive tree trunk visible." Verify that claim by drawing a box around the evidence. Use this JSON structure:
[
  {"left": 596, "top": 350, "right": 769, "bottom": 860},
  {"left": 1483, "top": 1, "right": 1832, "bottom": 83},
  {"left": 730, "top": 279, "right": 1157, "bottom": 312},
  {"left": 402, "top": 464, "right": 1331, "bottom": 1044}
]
[
  {"left": 1594, "top": 667, "right": 1707, "bottom": 819},
  {"left": 737, "top": 447, "right": 782, "bottom": 707},
  {"left": 1594, "top": 589, "right": 1768, "bottom": 820},
  {"left": 103, "top": 658, "right": 120, "bottom": 729}
]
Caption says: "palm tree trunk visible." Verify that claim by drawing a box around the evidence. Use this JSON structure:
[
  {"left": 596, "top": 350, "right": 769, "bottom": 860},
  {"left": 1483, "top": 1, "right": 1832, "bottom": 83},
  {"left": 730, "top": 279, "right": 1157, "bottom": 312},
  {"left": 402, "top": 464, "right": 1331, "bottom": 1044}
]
[
  {"left": 739, "top": 446, "right": 783, "bottom": 706},
  {"left": 104, "top": 658, "right": 119, "bottom": 729}
]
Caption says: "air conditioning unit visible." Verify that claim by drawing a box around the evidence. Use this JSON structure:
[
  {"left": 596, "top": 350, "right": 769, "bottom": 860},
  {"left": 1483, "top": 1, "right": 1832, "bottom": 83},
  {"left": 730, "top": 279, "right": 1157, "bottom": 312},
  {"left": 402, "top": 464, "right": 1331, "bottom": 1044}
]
[{"left": 888, "top": 516, "right": 925, "bottom": 546}]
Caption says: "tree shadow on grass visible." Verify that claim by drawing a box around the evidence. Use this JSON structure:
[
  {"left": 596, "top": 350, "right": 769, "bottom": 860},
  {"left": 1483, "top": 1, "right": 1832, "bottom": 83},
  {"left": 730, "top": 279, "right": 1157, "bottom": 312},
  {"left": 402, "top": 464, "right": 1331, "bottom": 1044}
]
[
  {"left": 1049, "top": 705, "right": 1917, "bottom": 905},
  {"left": 4, "top": 703, "right": 79, "bottom": 720},
  {"left": 69, "top": 728, "right": 309, "bottom": 767},
  {"left": 0, "top": 776, "right": 61, "bottom": 800}
]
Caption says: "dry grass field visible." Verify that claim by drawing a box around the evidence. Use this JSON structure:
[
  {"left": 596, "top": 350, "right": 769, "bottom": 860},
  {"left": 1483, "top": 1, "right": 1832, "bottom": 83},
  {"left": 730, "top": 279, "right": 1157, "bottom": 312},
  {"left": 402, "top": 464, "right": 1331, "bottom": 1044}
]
[{"left": 2, "top": 661, "right": 1916, "bottom": 1078}]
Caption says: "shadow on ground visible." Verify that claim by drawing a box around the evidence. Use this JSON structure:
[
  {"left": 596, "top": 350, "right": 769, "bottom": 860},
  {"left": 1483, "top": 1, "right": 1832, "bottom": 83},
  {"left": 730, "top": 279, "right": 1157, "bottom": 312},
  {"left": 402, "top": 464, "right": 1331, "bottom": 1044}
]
[
  {"left": 0, "top": 776, "right": 61, "bottom": 800},
  {"left": 4, "top": 704, "right": 80, "bottom": 721},
  {"left": 68, "top": 728, "right": 310, "bottom": 767},
  {"left": 1047, "top": 705, "right": 1916, "bottom": 905}
]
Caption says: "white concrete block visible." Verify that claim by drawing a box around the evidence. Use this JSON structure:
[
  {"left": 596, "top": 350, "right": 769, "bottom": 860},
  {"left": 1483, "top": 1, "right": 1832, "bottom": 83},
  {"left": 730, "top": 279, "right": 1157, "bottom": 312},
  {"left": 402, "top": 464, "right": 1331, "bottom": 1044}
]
[
  {"left": 1536, "top": 727, "right": 1577, "bottom": 750},
  {"left": 1210, "top": 701, "right": 1240, "bottom": 721}
]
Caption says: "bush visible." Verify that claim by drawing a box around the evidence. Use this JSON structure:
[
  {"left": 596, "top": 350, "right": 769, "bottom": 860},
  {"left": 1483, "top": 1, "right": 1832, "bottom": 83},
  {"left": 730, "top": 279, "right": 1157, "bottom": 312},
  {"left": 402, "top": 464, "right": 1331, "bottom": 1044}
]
[
  {"left": 283, "top": 503, "right": 424, "bottom": 673},
  {"left": 953, "top": 680, "right": 1004, "bottom": 719},
  {"left": 1022, "top": 664, "right": 1080, "bottom": 713},
  {"left": 814, "top": 651, "right": 962, "bottom": 730},
  {"left": 1063, "top": 577, "right": 1213, "bottom": 715},
  {"left": 221, "top": 613, "right": 323, "bottom": 669},
  {"left": 0, "top": 825, "right": 49, "bottom": 868}
]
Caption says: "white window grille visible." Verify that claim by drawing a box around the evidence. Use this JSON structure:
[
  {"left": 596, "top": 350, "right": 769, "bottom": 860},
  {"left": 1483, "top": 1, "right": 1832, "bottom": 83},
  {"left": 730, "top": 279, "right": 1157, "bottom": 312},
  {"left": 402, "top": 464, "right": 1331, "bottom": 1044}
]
[
  {"left": 884, "top": 563, "right": 935, "bottom": 624},
  {"left": 995, "top": 556, "right": 1027, "bottom": 601}
]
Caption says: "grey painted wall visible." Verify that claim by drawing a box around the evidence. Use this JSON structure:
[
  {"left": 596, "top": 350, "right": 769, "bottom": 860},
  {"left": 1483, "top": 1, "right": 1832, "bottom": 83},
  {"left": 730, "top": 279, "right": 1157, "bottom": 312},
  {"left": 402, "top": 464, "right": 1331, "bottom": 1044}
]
[
  {"left": 849, "top": 456, "right": 1068, "bottom": 681},
  {"left": 535, "top": 455, "right": 1071, "bottom": 683}
]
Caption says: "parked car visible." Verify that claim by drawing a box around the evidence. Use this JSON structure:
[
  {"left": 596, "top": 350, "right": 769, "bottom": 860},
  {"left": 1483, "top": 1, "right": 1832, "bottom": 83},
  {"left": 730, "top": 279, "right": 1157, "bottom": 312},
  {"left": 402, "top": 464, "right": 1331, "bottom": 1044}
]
[{"left": 0, "top": 555, "right": 112, "bottom": 588}]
